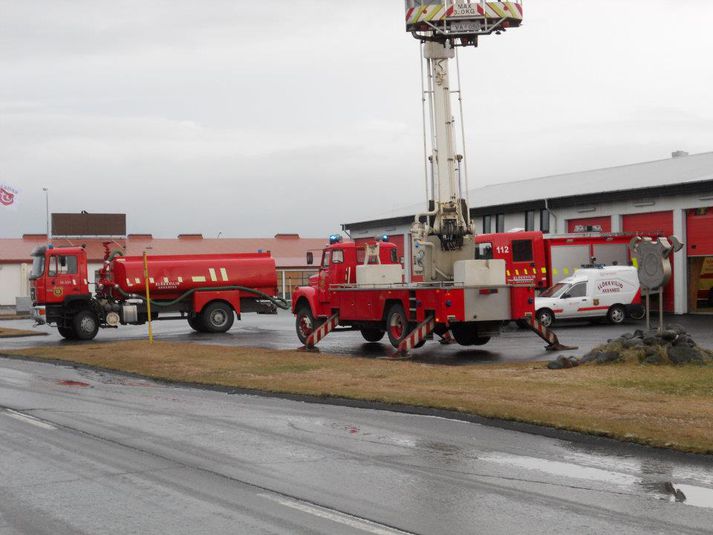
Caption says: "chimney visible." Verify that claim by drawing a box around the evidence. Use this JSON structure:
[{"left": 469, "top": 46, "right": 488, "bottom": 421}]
[{"left": 672, "top": 150, "right": 689, "bottom": 158}]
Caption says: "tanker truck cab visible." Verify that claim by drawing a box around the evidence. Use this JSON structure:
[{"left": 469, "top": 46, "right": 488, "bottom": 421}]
[
  {"left": 535, "top": 266, "right": 643, "bottom": 327},
  {"left": 30, "top": 245, "right": 97, "bottom": 339}
]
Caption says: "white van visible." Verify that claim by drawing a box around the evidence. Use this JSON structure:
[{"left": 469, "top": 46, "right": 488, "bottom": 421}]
[{"left": 535, "top": 266, "right": 643, "bottom": 326}]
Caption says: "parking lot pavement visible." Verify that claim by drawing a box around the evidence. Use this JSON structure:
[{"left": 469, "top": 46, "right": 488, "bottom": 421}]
[{"left": 1, "top": 311, "right": 711, "bottom": 363}]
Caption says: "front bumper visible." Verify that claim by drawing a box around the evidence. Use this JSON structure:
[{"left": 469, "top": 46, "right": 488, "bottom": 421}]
[{"left": 31, "top": 306, "right": 47, "bottom": 324}]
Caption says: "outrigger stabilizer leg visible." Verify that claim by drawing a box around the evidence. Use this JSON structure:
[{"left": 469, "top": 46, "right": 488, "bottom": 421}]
[
  {"left": 525, "top": 316, "right": 578, "bottom": 352},
  {"left": 301, "top": 313, "right": 339, "bottom": 351},
  {"left": 389, "top": 316, "right": 436, "bottom": 358}
]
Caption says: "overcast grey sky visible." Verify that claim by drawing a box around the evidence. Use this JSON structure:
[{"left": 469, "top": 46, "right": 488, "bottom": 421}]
[{"left": 1, "top": 0, "right": 712, "bottom": 238}]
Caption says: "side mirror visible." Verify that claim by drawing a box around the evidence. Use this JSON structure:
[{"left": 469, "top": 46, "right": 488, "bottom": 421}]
[{"left": 306, "top": 252, "right": 313, "bottom": 265}]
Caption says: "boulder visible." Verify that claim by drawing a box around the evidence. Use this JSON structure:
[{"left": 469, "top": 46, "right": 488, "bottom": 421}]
[
  {"left": 595, "top": 351, "right": 622, "bottom": 364},
  {"left": 660, "top": 330, "right": 679, "bottom": 342},
  {"left": 667, "top": 344, "right": 705, "bottom": 365}
]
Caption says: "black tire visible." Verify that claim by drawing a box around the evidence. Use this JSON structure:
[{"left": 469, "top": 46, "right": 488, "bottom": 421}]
[
  {"left": 201, "top": 302, "right": 235, "bottom": 333},
  {"left": 72, "top": 309, "right": 99, "bottom": 341},
  {"left": 295, "top": 303, "right": 318, "bottom": 345},
  {"left": 607, "top": 304, "right": 626, "bottom": 325},
  {"left": 628, "top": 305, "right": 645, "bottom": 321},
  {"left": 187, "top": 316, "right": 205, "bottom": 333},
  {"left": 450, "top": 324, "right": 488, "bottom": 346},
  {"left": 536, "top": 308, "right": 554, "bottom": 328},
  {"left": 58, "top": 326, "right": 76, "bottom": 340},
  {"left": 361, "top": 329, "right": 385, "bottom": 342},
  {"left": 386, "top": 304, "right": 410, "bottom": 348}
]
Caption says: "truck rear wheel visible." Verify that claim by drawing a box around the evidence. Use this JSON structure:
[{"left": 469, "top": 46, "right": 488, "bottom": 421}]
[
  {"left": 295, "top": 304, "right": 317, "bottom": 345},
  {"left": 72, "top": 310, "right": 99, "bottom": 341},
  {"left": 187, "top": 316, "right": 205, "bottom": 333},
  {"left": 386, "top": 304, "right": 410, "bottom": 348},
  {"left": 201, "top": 302, "right": 234, "bottom": 333},
  {"left": 58, "top": 326, "right": 76, "bottom": 340},
  {"left": 361, "top": 329, "right": 385, "bottom": 342},
  {"left": 450, "top": 324, "right": 489, "bottom": 346}
]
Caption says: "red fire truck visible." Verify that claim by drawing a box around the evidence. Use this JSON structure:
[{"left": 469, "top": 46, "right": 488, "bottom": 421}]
[
  {"left": 29, "top": 243, "right": 286, "bottom": 340},
  {"left": 474, "top": 231, "right": 661, "bottom": 291},
  {"left": 292, "top": 236, "right": 534, "bottom": 350}
]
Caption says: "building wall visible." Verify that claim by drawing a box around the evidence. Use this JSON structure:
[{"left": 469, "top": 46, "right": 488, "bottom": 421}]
[{"left": 0, "top": 264, "right": 28, "bottom": 306}]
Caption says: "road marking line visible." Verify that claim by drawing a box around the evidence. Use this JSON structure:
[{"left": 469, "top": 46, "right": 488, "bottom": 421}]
[
  {"left": 258, "top": 494, "right": 413, "bottom": 535},
  {"left": 4, "top": 409, "right": 56, "bottom": 430}
]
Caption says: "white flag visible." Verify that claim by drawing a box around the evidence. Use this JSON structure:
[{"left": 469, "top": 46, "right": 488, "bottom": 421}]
[{"left": 0, "top": 184, "right": 19, "bottom": 210}]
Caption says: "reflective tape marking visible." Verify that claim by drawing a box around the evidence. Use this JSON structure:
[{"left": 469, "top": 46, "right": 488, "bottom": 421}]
[
  {"left": 149, "top": 278, "right": 155, "bottom": 284},
  {"left": 209, "top": 268, "right": 218, "bottom": 282},
  {"left": 126, "top": 278, "right": 132, "bottom": 286},
  {"left": 192, "top": 276, "right": 207, "bottom": 283},
  {"left": 220, "top": 268, "right": 228, "bottom": 281},
  {"left": 135, "top": 278, "right": 141, "bottom": 284},
  {"left": 178, "top": 277, "right": 183, "bottom": 283},
  {"left": 163, "top": 277, "right": 169, "bottom": 283}
]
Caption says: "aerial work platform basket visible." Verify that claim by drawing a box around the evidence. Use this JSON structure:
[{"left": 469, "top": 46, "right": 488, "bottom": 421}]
[{"left": 405, "top": 1, "right": 523, "bottom": 40}]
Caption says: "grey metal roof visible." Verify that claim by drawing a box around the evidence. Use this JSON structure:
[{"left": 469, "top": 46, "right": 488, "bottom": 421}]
[
  {"left": 468, "top": 151, "right": 713, "bottom": 209},
  {"left": 344, "top": 151, "right": 713, "bottom": 229}
]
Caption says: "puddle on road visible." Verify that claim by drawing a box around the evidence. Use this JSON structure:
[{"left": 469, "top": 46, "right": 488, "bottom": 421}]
[
  {"left": 668, "top": 483, "right": 713, "bottom": 509},
  {"left": 480, "top": 453, "right": 638, "bottom": 486}
]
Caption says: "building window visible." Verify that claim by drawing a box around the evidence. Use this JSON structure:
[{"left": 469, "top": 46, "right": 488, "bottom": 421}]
[
  {"left": 540, "top": 209, "right": 550, "bottom": 234},
  {"left": 525, "top": 210, "right": 535, "bottom": 231},
  {"left": 496, "top": 213, "right": 505, "bottom": 233},
  {"left": 482, "top": 215, "right": 492, "bottom": 234}
]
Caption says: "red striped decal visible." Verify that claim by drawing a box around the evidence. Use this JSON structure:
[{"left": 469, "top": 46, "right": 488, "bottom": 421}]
[
  {"left": 577, "top": 306, "right": 610, "bottom": 312},
  {"left": 552, "top": 309, "right": 564, "bottom": 313},
  {"left": 445, "top": 5, "right": 454, "bottom": 17}
]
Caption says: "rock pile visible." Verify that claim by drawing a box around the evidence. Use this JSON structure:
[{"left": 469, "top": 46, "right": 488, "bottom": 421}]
[{"left": 547, "top": 324, "right": 713, "bottom": 369}]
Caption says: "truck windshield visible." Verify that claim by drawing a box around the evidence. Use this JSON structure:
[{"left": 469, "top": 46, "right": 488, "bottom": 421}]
[
  {"left": 30, "top": 254, "right": 45, "bottom": 280},
  {"left": 540, "top": 283, "right": 569, "bottom": 298}
]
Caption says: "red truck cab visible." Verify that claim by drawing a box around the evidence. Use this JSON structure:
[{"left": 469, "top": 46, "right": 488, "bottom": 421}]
[
  {"left": 475, "top": 231, "right": 547, "bottom": 288},
  {"left": 30, "top": 245, "right": 94, "bottom": 335}
]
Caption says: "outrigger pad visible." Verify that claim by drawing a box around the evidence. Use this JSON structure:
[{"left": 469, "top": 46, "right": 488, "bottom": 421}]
[{"left": 545, "top": 343, "right": 578, "bottom": 352}]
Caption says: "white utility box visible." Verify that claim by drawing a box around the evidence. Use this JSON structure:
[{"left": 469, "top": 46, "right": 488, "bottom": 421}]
[
  {"left": 453, "top": 259, "right": 506, "bottom": 286},
  {"left": 356, "top": 264, "right": 403, "bottom": 286}
]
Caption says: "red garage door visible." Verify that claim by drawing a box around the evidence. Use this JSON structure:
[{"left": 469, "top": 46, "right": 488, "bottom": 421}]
[
  {"left": 567, "top": 216, "right": 611, "bottom": 233},
  {"left": 687, "top": 208, "right": 713, "bottom": 256},
  {"left": 622, "top": 211, "right": 674, "bottom": 312}
]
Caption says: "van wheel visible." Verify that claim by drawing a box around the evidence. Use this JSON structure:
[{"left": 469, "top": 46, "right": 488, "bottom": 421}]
[
  {"left": 386, "top": 304, "right": 410, "bottom": 348},
  {"left": 58, "top": 326, "right": 76, "bottom": 340},
  {"left": 201, "top": 302, "right": 234, "bottom": 333},
  {"left": 536, "top": 308, "right": 554, "bottom": 328},
  {"left": 607, "top": 304, "right": 626, "bottom": 325},
  {"left": 628, "top": 306, "right": 645, "bottom": 321},
  {"left": 361, "top": 329, "right": 385, "bottom": 342},
  {"left": 72, "top": 310, "right": 99, "bottom": 341}
]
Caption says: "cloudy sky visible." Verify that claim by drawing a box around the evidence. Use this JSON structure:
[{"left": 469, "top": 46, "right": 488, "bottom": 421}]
[{"left": 1, "top": 0, "right": 712, "bottom": 238}]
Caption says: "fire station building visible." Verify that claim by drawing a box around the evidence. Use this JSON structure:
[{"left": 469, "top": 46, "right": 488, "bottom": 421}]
[{"left": 344, "top": 151, "right": 713, "bottom": 315}]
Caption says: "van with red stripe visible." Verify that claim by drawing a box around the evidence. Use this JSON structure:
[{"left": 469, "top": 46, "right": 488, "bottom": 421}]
[{"left": 534, "top": 266, "right": 643, "bottom": 327}]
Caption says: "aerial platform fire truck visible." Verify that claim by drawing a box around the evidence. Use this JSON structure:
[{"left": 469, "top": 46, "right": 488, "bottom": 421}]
[
  {"left": 30, "top": 243, "right": 286, "bottom": 340},
  {"left": 292, "top": 1, "right": 571, "bottom": 353}
]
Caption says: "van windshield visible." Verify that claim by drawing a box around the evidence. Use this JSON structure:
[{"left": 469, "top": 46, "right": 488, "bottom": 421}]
[
  {"left": 540, "top": 282, "right": 569, "bottom": 298},
  {"left": 30, "top": 254, "right": 45, "bottom": 280}
]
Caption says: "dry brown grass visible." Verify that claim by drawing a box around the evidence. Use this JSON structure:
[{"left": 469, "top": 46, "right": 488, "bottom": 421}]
[
  {"left": 0, "top": 327, "right": 46, "bottom": 338},
  {"left": 4, "top": 341, "right": 713, "bottom": 454}
]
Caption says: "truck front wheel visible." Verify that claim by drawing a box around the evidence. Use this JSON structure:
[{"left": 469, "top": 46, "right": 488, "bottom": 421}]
[
  {"left": 201, "top": 302, "right": 235, "bottom": 333},
  {"left": 72, "top": 310, "right": 99, "bottom": 341},
  {"left": 386, "top": 304, "right": 410, "bottom": 348},
  {"left": 295, "top": 304, "right": 317, "bottom": 345}
]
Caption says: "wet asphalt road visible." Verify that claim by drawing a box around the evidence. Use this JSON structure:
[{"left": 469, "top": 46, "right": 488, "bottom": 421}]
[
  {"left": 2, "top": 311, "right": 712, "bottom": 363},
  {"left": 1, "top": 358, "right": 712, "bottom": 535}
]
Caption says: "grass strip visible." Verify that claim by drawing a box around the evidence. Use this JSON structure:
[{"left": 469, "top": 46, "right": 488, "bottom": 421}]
[
  {"left": 4, "top": 341, "right": 713, "bottom": 454},
  {"left": 0, "top": 327, "right": 47, "bottom": 338}
]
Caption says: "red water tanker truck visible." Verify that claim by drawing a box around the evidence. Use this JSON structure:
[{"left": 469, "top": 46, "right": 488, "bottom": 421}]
[{"left": 29, "top": 243, "right": 287, "bottom": 340}]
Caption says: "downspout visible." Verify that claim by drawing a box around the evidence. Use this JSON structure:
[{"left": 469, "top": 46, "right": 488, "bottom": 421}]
[{"left": 544, "top": 198, "right": 557, "bottom": 233}]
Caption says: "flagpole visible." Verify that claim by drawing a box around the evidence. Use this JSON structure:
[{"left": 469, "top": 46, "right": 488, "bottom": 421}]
[{"left": 42, "top": 187, "right": 50, "bottom": 242}]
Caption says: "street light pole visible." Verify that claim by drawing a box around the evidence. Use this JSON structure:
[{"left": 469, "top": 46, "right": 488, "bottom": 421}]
[{"left": 42, "top": 187, "right": 50, "bottom": 242}]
